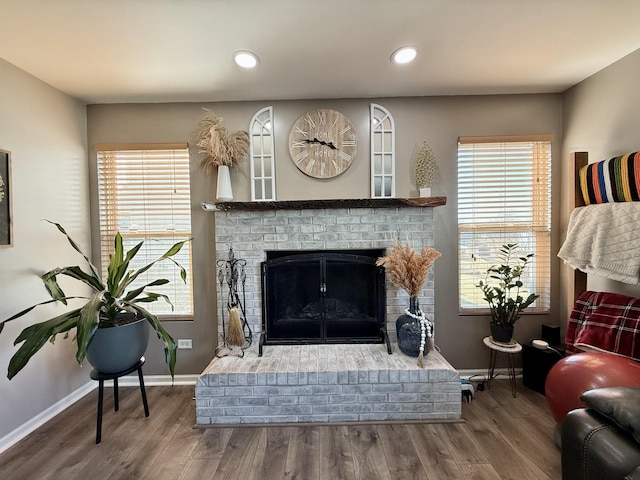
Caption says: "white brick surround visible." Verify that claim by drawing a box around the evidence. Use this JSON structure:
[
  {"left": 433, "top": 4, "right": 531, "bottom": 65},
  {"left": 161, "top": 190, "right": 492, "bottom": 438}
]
[
  {"left": 213, "top": 204, "right": 436, "bottom": 338},
  {"left": 197, "top": 200, "right": 461, "bottom": 425}
]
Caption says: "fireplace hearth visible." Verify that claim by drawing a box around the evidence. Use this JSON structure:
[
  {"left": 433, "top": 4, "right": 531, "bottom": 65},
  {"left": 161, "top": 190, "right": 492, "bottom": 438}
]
[{"left": 259, "top": 249, "right": 390, "bottom": 355}]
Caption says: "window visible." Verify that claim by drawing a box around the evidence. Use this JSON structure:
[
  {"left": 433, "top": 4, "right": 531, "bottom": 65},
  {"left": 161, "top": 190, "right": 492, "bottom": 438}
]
[
  {"left": 457, "top": 136, "right": 551, "bottom": 313},
  {"left": 96, "top": 144, "right": 193, "bottom": 319},
  {"left": 370, "top": 103, "right": 395, "bottom": 198},
  {"left": 250, "top": 106, "right": 276, "bottom": 201}
]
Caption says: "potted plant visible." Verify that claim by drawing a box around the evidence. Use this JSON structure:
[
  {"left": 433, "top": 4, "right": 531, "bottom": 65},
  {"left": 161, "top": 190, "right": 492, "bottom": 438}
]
[
  {"left": 476, "top": 243, "right": 539, "bottom": 343},
  {"left": 0, "top": 221, "right": 190, "bottom": 379},
  {"left": 414, "top": 141, "right": 437, "bottom": 197},
  {"left": 376, "top": 241, "right": 441, "bottom": 367}
]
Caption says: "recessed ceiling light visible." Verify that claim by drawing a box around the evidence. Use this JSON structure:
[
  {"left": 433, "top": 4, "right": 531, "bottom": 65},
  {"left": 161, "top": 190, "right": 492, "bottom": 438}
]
[
  {"left": 233, "top": 51, "right": 259, "bottom": 69},
  {"left": 391, "top": 46, "right": 418, "bottom": 64}
]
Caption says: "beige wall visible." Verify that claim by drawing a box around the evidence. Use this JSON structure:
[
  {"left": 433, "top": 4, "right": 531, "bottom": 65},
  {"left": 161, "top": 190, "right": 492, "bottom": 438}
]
[
  {"left": 561, "top": 48, "right": 640, "bottom": 321},
  {"left": 0, "top": 58, "right": 89, "bottom": 440},
  {"left": 88, "top": 94, "right": 562, "bottom": 371}
]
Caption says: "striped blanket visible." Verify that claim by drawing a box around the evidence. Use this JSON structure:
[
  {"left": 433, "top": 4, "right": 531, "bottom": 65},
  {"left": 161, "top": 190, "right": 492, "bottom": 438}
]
[
  {"left": 566, "top": 291, "right": 640, "bottom": 361},
  {"left": 580, "top": 151, "right": 640, "bottom": 204}
]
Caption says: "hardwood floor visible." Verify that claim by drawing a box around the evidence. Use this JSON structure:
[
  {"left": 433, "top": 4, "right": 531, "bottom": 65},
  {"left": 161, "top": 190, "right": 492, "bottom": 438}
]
[{"left": 0, "top": 380, "right": 561, "bottom": 480}]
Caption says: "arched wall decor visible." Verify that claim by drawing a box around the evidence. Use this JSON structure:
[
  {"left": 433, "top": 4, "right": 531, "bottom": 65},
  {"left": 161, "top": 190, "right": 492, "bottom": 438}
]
[
  {"left": 249, "top": 106, "right": 276, "bottom": 201},
  {"left": 370, "top": 104, "right": 395, "bottom": 198}
]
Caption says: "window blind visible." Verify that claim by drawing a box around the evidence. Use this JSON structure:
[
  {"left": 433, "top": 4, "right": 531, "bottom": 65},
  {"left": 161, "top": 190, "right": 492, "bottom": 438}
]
[
  {"left": 96, "top": 144, "right": 193, "bottom": 319},
  {"left": 457, "top": 136, "right": 551, "bottom": 314}
]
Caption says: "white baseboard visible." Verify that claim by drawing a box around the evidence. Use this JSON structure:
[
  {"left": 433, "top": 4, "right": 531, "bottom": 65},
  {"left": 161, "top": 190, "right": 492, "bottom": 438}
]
[
  {"left": 0, "top": 374, "right": 197, "bottom": 455},
  {"left": 117, "top": 374, "right": 199, "bottom": 387},
  {"left": 458, "top": 368, "right": 522, "bottom": 382},
  {"left": 0, "top": 380, "right": 95, "bottom": 455}
]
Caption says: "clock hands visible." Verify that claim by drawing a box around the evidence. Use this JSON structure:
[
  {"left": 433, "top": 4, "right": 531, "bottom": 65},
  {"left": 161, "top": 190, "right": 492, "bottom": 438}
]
[{"left": 303, "top": 137, "right": 337, "bottom": 150}]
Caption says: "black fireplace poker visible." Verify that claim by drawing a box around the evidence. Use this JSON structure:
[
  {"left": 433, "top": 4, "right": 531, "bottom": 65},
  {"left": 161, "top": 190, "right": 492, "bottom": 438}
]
[{"left": 216, "top": 246, "right": 252, "bottom": 349}]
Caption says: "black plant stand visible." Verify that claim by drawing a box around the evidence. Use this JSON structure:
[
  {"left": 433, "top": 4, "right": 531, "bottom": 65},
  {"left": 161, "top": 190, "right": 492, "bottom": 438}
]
[{"left": 90, "top": 356, "right": 149, "bottom": 444}]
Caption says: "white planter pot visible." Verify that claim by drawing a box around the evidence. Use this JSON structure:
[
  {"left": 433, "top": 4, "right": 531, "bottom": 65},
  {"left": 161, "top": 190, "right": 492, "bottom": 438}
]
[{"left": 419, "top": 187, "right": 432, "bottom": 198}]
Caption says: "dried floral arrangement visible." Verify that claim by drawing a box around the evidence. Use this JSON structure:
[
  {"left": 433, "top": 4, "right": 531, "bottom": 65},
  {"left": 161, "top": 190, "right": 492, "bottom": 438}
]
[
  {"left": 196, "top": 109, "right": 250, "bottom": 173},
  {"left": 414, "top": 142, "right": 437, "bottom": 189},
  {"left": 377, "top": 241, "right": 441, "bottom": 367},
  {"left": 376, "top": 241, "right": 441, "bottom": 298}
]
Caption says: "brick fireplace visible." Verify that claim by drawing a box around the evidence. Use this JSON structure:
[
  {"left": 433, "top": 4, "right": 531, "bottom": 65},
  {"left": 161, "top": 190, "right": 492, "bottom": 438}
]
[
  {"left": 196, "top": 198, "right": 461, "bottom": 425},
  {"left": 210, "top": 198, "right": 444, "bottom": 339}
]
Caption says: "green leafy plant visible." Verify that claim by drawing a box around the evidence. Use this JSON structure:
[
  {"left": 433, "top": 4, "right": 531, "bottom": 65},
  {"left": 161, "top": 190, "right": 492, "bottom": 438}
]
[
  {"left": 0, "top": 221, "right": 190, "bottom": 379},
  {"left": 476, "top": 243, "right": 539, "bottom": 327}
]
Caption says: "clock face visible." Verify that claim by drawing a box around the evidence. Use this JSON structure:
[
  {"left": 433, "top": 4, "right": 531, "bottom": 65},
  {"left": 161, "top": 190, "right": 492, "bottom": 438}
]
[{"left": 288, "top": 109, "right": 357, "bottom": 179}]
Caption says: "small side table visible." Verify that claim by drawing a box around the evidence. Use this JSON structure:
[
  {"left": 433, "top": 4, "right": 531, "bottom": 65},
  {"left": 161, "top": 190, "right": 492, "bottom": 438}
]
[
  {"left": 90, "top": 356, "right": 149, "bottom": 444},
  {"left": 483, "top": 336, "right": 522, "bottom": 398}
]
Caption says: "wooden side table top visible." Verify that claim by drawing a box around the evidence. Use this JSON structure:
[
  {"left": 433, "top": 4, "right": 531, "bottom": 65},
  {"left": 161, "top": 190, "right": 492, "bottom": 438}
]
[{"left": 483, "top": 336, "right": 522, "bottom": 354}]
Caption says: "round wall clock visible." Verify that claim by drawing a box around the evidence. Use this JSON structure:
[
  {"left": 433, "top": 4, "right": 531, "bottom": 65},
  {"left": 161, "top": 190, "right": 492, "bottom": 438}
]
[{"left": 288, "top": 108, "right": 357, "bottom": 179}]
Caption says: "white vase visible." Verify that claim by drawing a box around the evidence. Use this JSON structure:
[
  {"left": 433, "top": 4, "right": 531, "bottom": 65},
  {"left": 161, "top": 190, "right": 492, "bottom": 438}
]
[{"left": 216, "top": 165, "right": 233, "bottom": 201}]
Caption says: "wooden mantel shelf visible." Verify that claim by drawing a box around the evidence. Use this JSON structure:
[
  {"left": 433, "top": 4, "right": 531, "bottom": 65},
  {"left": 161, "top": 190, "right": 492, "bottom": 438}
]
[{"left": 202, "top": 197, "right": 447, "bottom": 212}]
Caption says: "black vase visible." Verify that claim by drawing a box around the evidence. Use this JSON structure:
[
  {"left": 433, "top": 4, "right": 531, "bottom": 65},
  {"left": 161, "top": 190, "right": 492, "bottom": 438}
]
[
  {"left": 396, "top": 297, "right": 429, "bottom": 357},
  {"left": 490, "top": 322, "right": 514, "bottom": 343}
]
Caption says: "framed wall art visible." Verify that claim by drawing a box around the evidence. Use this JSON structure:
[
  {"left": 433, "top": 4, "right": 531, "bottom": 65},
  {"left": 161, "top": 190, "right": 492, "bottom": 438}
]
[{"left": 0, "top": 149, "right": 12, "bottom": 247}]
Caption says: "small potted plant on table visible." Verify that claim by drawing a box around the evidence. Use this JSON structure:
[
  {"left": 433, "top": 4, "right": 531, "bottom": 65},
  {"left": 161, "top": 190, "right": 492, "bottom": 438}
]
[{"left": 476, "top": 243, "right": 538, "bottom": 343}]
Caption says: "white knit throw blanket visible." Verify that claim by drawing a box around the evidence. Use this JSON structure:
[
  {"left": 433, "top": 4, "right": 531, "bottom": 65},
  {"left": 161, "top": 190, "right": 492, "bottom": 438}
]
[{"left": 558, "top": 203, "right": 640, "bottom": 284}]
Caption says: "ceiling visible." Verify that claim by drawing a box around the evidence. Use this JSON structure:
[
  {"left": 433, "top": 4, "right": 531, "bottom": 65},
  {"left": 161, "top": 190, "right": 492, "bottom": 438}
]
[{"left": 1, "top": 0, "right": 640, "bottom": 105}]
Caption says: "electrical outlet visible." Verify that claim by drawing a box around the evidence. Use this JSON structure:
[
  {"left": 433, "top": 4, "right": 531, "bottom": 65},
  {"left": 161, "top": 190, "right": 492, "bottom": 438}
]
[{"left": 177, "top": 339, "right": 193, "bottom": 349}]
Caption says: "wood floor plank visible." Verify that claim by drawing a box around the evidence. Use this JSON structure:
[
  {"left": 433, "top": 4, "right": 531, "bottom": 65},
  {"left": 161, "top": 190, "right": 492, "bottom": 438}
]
[
  {"left": 405, "top": 424, "right": 466, "bottom": 480},
  {"left": 319, "top": 425, "right": 356, "bottom": 480},
  {"left": 3, "top": 445, "right": 85, "bottom": 480},
  {"left": 489, "top": 380, "right": 551, "bottom": 419},
  {"left": 191, "top": 427, "right": 234, "bottom": 459},
  {"left": 177, "top": 457, "right": 222, "bottom": 480},
  {"left": 284, "top": 426, "right": 321, "bottom": 480},
  {"left": 141, "top": 412, "right": 204, "bottom": 480},
  {"left": 69, "top": 386, "right": 186, "bottom": 480},
  {"left": 469, "top": 382, "right": 561, "bottom": 479},
  {"left": 348, "top": 425, "right": 393, "bottom": 480},
  {"left": 463, "top": 392, "right": 555, "bottom": 480},
  {"left": 252, "top": 426, "right": 291, "bottom": 480},
  {"left": 431, "top": 422, "right": 486, "bottom": 465},
  {"left": 479, "top": 406, "right": 560, "bottom": 479},
  {"left": 458, "top": 463, "right": 503, "bottom": 480},
  {"left": 106, "top": 387, "right": 196, "bottom": 479},
  {"left": 212, "top": 427, "right": 263, "bottom": 480},
  {"left": 377, "top": 424, "right": 427, "bottom": 480}
]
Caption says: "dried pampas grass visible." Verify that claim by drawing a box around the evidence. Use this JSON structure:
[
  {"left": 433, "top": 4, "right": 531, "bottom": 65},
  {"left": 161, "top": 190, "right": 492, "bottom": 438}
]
[
  {"left": 196, "top": 109, "right": 250, "bottom": 173},
  {"left": 376, "top": 241, "right": 441, "bottom": 298}
]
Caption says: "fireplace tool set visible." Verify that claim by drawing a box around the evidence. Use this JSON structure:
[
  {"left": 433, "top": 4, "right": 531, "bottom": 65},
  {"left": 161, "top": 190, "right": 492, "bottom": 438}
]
[{"left": 216, "top": 247, "right": 252, "bottom": 357}]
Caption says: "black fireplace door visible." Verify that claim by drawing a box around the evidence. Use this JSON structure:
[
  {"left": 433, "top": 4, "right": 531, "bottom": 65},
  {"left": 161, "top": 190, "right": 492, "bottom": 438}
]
[{"left": 261, "top": 251, "right": 386, "bottom": 344}]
